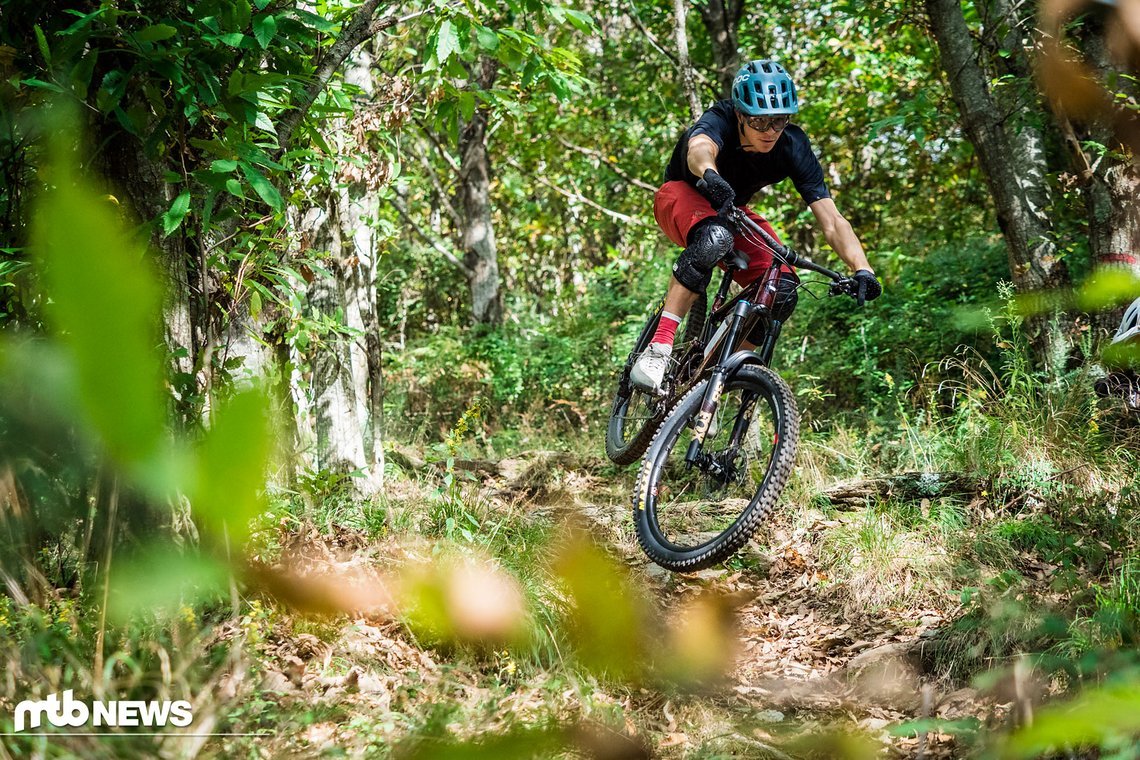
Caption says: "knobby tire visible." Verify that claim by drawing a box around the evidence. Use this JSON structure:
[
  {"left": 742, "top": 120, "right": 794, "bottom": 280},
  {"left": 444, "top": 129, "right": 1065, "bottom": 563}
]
[{"left": 632, "top": 364, "right": 799, "bottom": 571}]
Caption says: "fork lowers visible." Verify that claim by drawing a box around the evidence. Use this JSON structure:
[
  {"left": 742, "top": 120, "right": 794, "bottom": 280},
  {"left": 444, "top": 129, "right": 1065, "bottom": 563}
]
[{"left": 686, "top": 370, "right": 726, "bottom": 464}]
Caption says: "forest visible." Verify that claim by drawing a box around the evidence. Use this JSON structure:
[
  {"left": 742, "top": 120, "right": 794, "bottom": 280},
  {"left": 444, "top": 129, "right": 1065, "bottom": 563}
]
[{"left": 1, "top": 0, "right": 1139, "bottom": 757}]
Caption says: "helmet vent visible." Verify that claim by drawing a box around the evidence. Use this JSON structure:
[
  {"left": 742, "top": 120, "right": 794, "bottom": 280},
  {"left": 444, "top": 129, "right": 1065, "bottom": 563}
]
[{"left": 731, "top": 59, "right": 798, "bottom": 117}]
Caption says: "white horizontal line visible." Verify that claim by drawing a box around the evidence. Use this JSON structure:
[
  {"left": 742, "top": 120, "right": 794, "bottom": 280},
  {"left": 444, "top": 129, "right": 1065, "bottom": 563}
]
[{"left": 0, "top": 733, "right": 262, "bottom": 737}]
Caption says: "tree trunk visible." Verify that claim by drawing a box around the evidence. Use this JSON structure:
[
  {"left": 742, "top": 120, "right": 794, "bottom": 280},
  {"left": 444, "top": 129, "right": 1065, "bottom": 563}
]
[
  {"left": 460, "top": 57, "right": 503, "bottom": 327},
  {"left": 671, "top": 0, "right": 703, "bottom": 120},
  {"left": 1079, "top": 22, "right": 1140, "bottom": 336},
  {"left": 925, "top": 0, "right": 1070, "bottom": 366},
  {"left": 291, "top": 50, "right": 385, "bottom": 496},
  {"left": 977, "top": 0, "right": 1054, "bottom": 249},
  {"left": 95, "top": 128, "right": 198, "bottom": 395},
  {"left": 697, "top": 0, "right": 744, "bottom": 97}
]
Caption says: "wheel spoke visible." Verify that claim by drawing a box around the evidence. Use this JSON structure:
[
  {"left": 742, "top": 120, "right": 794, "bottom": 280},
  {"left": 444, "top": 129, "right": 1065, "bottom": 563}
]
[{"left": 646, "top": 378, "right": 779, "bottom": 552}]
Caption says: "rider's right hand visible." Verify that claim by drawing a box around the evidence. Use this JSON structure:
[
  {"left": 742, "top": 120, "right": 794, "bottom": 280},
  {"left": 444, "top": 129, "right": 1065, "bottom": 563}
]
[
  {"left": 830, "top": 270, "right": 882, "bottom": 306},
  {"left": 697, "top": 169, "right": 736, "bottom": 215},
  {"left": 852, "top": 270, "right": 882, "bottom": 306}
]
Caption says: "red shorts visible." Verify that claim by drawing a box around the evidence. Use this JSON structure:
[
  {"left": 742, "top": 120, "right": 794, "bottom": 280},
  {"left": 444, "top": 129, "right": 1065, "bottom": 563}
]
[{"left": 653, "top": 180, "right": 794, "bottom": 286}]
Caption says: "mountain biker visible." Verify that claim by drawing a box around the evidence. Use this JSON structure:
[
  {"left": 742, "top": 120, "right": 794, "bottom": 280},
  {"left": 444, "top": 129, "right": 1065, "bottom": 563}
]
[{"left": 630, "top": 59, "right": 882, "bottom": 393}]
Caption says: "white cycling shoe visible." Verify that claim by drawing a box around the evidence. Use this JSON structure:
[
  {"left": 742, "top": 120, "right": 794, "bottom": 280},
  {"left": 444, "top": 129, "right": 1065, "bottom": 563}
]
[{"left": 629, "top": 343, "right": 672, "bottom": 393}]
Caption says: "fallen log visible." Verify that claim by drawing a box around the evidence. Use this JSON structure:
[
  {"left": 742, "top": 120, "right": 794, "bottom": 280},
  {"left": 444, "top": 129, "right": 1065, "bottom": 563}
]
[{"left": 820, "top": 472, "right": 983, "bottom": 510}]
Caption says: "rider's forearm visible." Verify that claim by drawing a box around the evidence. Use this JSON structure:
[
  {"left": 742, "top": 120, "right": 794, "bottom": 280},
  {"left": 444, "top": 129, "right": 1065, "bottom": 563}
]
[
  {"left": 823, "top": 218, "right": 872, "bottom": 272},
  {"left": 686, "top": 136, "right": 719, "bottom": 179}
]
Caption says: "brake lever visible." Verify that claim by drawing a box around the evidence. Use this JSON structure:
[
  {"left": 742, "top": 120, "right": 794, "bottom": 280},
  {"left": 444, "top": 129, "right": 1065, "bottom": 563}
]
[
  {"left": 829, "top": 277, "right": 868, "bottom": 306},
  {"left": 828, "top": 279, "right": 853, "bottom": 297}
]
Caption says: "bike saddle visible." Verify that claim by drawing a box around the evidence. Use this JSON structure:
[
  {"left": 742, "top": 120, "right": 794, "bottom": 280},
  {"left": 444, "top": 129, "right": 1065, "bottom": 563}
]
[{"left": 724, "top": 249, "right": 750, "bottom": 270}]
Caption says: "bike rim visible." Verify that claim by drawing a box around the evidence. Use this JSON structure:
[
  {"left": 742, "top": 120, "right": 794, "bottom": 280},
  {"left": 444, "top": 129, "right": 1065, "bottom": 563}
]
[{"left": 644, "top": 383, "right": 781, "bottom": 554}]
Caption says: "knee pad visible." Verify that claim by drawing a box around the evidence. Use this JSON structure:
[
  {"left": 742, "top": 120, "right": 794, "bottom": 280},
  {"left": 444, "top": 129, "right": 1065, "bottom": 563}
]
[
  {"left": 672, "top": 219, "right": 735, "bottom": 294},
  {"left": 747, "top": 274, "right": 800, "bottom": 343}
]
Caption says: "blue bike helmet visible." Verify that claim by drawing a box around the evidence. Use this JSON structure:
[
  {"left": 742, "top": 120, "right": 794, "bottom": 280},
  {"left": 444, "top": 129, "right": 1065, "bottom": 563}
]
[{"left": 731, "top": 60, "right": 799, "bottom": 116}]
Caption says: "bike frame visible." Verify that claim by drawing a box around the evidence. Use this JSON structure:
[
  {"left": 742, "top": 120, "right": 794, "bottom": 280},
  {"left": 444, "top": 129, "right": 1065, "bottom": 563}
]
[{"left": 683, "top": 212, "right": 842, "bottom": 465}]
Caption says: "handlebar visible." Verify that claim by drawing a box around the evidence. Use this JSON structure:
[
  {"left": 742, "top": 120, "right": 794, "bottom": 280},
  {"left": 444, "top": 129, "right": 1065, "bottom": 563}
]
[
  {"left": 692, "top": 178, "right": 863, "bottom": 302},
  {"left": 727, "top": 208, "right": 844, "bottom": 281}
]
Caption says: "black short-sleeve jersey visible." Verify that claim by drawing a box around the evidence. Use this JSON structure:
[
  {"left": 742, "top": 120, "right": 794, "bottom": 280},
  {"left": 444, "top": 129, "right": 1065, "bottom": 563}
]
[{"left": 663, "top": 100, "right": 831, "bottom": 207}]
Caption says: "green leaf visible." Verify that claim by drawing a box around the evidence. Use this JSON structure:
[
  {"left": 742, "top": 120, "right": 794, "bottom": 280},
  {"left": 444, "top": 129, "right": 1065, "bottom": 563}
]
[
  {"left": 218, "top": 32, "right": 245, "bottom": 47},
  {"left": 253, "top": 14, "right": 277, "bottom": 49},
  {"left": 253, "top": 110, "right": 276, "bottom": 134},
  {"left": 293, "top": 9, "right": 338, "bottom": 33},
  {"left": 59, "top": 7, "right": 109, "bottom": 37},
  {"left": 211, "top": 159, "right": 239, "bottom": 173},
  {"left": 476, "top": 26, "right": 499, "bottom": 52},
  {"left": 436, "top": 20, "right": 459, "bottom": 63},
  {"left": 69, "top": 51, "right": 99, "bottom": 95},
  {"left": 161, "top": 191, "right": 192, "bottom": 236},
  {"left": 135, "top": 24, "right": 178, "bottom": 42},
  {"left": 192, "top": 387, "right": 274, "bottom": 545},
  {"left": 96, "top": 69, "right": 128, "bottom": 113},
  {"left": 240, "top": 162, "right": 283, "bottom": 210},
  {"left": 33, "top": 24, "right": 51, "bottom": 67},
  {"left": 225, "top": 178, "right": 244, "bottom": 198},
  {"left": 20, "top": 78, "right": 65, "bottom": 94},
  {"left": 562, "top": 8, "right": 595, "bottom": 33},
  {"left": 459, "top": 91, "right": 476, "bottom": 121},
  {"left": 31, "top": 120, "right": 166, "bottom": 470},
  {"left": 235, "top": 0, "right": 252, "bottom": 30}
]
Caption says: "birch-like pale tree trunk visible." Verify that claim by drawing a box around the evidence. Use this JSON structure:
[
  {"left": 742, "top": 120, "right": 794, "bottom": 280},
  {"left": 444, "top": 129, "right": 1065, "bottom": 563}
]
[
  {"left": 672, "top": 0, "right": 703, "bottom": 121},
  {"left": 460, "top": 57, "right": 504, "bottom": 327},
  {"left": 291, "top": 48, "right": 385, "bottom": 496},
  {"left": 925, "top": 0, "right": 1071, "bottom": 367}
]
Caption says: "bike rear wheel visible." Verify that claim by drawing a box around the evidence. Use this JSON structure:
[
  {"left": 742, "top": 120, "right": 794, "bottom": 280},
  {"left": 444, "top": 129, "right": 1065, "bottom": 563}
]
[
  {"left": 633, "top": 364, "right": 799, "bottom": 571},
  {"left": 605, "top": 293, "right": 707, "bottom": 465}
]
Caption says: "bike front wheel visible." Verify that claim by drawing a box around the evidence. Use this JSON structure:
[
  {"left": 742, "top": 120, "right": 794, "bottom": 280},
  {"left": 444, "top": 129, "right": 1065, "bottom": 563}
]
[{"left": 633, "top": 364, "right": 799, "bottom": 572}]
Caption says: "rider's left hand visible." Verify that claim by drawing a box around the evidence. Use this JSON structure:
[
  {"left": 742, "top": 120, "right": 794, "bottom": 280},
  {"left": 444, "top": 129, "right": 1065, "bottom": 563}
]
[{"left": 852, "top": 269, "right": 881, "bottom": 306}]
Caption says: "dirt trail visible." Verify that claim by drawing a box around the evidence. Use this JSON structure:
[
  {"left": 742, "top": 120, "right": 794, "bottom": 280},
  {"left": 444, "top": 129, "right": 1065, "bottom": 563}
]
[
  {"left": 564, "top": 455, "right": 995, "bottom": 758},
  {"left": 243, "top": 451, "right": 1001, "bottom": 758}
]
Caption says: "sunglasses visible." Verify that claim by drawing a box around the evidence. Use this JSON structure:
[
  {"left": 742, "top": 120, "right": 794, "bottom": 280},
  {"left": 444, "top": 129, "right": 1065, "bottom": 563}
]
[{"left": 742, "top": 114, "right": 790, "bottom": 133}]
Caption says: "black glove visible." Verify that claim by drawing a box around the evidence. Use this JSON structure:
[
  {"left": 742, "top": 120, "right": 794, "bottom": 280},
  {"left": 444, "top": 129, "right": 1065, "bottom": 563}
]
[
  {"left": 852, "top": 269, "right": 882, "bottom": 306},
  {"left": 698, "top": 169, "right": 735, "bottom": 214}
]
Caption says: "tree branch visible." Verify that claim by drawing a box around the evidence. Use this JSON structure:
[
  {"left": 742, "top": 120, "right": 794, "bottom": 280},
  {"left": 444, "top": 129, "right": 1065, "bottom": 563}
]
[
  {"left": 411, "top": 113, "right": 462, "bottom": 173},
  {"left": 626, "top": 0, "right": 717, "bottom": 97},
  {"left": 672, "top": 0, "right": 703, "bottom": 120},
  {"left": 556, "top": 137, "right": 658, "bottom": 193},
  {"left": 277, "top": 5, "right": 430, "bottom": 151},
  {"left": 508, "top": 159, "right": 651, "bottom": 227},
  {"left": 389, "top": 194, "right": 474, "bottom": 277},
  {"left": 412, "top": 143, "right": 464, "bottom": 227}
]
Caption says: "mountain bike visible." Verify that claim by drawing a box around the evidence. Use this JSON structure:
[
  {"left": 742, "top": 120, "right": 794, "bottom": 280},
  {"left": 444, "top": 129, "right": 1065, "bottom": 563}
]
[{"left": 605, "top": 200, "right": 871, "bottom": 571}]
